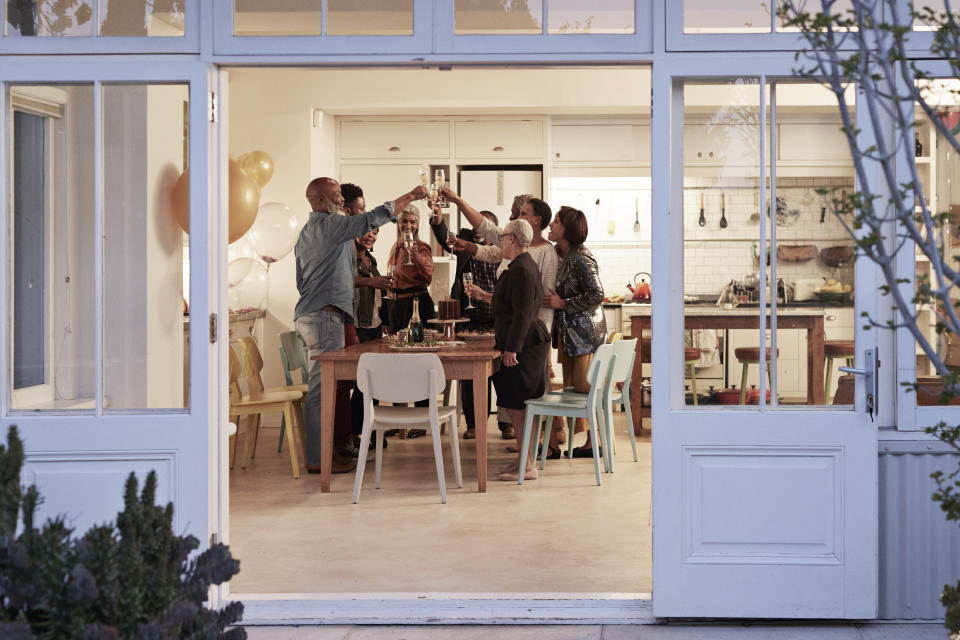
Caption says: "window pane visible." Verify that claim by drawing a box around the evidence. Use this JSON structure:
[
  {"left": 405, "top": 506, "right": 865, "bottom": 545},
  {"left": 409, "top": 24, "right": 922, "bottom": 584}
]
[
  {"left": 328, "top": 0, "right": 413, "bottom": 36},
  {"left": 547, "top": 0, "right": 634, "bottom": 34},
  {"left": 683, "top": 0, "right": 769, "bottom": 34},
  {"left": 99, "top": 0, "right": 186, "bottom": 37},
  {"left": 11, "top": 85, "right": 95, "bottom": 411},
  {"left": 776, "top": 0, "right": 854, "bottom": 32},
  {"left": 234, "top": 0, "right": 322, "bottom": 36},
  {"left": 6, "top": 1, "right": 94, "bottom": 36},
  {"left": 914, "top": 1, "right": 960, "bottom": 30},
  {"left": 455, "top": 0, "right": 542, "bottom": 35},
  {"left": 102, "top": 84, "right": 189, "bottom": 411}
]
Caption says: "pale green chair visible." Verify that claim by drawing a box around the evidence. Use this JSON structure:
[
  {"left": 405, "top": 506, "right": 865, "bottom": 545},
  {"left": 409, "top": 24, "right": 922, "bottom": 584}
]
[
  {"left": 277, "top": 331, "right": 309, "bottom": 452},
  {"left": 518, "top": 348, "right": 615, "bottom": 486}
]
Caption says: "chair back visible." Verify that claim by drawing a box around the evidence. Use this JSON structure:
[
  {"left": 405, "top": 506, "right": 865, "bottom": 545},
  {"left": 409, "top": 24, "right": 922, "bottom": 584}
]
[
  {"left": 228, "top": 343, "right": 245, "bottom": 402},
  {"left": 279, "top": 331, "right": 308, "bottom": 385},
  {"left": 357, "top": 352, "right": 443, "bottom": 405},
  {"left": 609, "top": 338, "right": 637, "bottom": 385},
  {"left": 584, "top": 343, "right": 616, "bottom": 407},
  {"left": 237, "top": 337, "right": 266, "bottom": 394}
]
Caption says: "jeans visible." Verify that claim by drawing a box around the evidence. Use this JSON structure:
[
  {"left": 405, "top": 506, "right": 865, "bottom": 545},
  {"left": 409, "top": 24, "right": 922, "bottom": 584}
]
[{"left": 295, "top": 309, "right": 345, "bottom": 466}]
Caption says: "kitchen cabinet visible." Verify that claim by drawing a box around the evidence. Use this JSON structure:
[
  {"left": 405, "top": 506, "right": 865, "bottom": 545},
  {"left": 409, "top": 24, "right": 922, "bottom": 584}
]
[
  {"left": 683, "top": 124, "right": 759, "bottom": 166},
  {"left": 552, "top": 124, "right": 649, "bottom": 164},
  {"left": 339, "top": 120, "right": 450, "bottom": 159},
  {"left": 454, "top": 119, "right": 543, "bottom": 159},
  {"left": 778, "top": 123, "right": 851, "bottom": 162}
]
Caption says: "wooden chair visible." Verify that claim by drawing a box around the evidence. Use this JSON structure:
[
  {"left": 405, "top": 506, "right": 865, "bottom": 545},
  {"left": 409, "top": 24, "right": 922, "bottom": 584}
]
[
  {"left": 353, "top": 352, "right": 462, "bottom": 504},
  {"left": 231, "top": 339, "right": 305, "bottom": 478},
  {"left": 277, "top": 331, "right": 309, "bottom": 451}
]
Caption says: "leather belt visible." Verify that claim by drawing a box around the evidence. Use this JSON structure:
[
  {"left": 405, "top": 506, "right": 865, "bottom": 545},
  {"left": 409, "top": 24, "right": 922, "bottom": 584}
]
[
  {"left": 393, "top": 289, "right": 427, "bottom": 300},
  {"left": 319, "top": 305, "right": 343, "bottom": 314}
]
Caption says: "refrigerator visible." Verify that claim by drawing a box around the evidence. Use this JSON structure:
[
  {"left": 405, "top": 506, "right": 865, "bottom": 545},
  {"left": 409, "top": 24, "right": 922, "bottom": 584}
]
[{"left": 455, "top": 166, "right": 542, "bottom": 230}]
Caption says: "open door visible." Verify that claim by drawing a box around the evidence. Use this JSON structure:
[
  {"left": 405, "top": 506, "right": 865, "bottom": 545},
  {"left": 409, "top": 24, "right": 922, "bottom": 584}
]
[{"left": 650, "top": 73, "right": 878, "bottom": 618}]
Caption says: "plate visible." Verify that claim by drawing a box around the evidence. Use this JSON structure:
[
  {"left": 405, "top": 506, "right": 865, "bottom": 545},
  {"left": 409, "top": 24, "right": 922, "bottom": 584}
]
[
  {"left": 388, "top": 343, "right": 444, "bottom": 352},
  {"left": 458, "top": 332, "right": 496, "bottom": 341}
]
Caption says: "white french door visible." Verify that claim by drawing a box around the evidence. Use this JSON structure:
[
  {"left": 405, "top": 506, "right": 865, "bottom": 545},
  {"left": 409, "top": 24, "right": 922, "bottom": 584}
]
[
  {"left": 650, "top": 63, "right": 879, "bottom": 618},
  {"left": 1, "top": 60, "right": 219, "bottom": 558}
]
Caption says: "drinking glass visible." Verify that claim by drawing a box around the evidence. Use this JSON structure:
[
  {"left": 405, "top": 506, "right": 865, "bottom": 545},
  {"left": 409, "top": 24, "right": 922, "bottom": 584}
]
[
  {"left": 428, "top": 183, "right": 438, "bottom": 204},
  {"left": 447, "top": 231, "right": 457, "bottom": 250},
  {"left": 463, "top": 272, "right": 475, "bottom": 309},
  {"left": 386, "top": 265, "right": 397, "bottom": 299},
  {"left": 418, "top": 165, "right": 429, "bottom": 187},
  {"left": 402, "top": 230, "right": 416, "bottom": 265},
  {"left": 435, "top": 169, "right": 446, "bottom": 205}
]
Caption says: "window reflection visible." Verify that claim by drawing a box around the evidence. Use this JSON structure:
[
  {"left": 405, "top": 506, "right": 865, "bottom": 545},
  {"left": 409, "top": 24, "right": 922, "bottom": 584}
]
[
  {"left": 7, "top": 0, "right": 94, "bottom": 36},
  {"left": 547, "top": 0, "right": 634, "bottom": 34},
  {"left": 6, "top": 0, "right": 185, "bottom": 36},
  {"left": 99, "top": 0, "right": 185, "bottom": 37},
  {"left": 328, "top": 0, "right": 413, "bottom": 36},
  {"left": 234, "top": 0, "right": 323, "bottom": 37},
  {"left": 455, "top": 0, "right": 542, "bottom": 35}
]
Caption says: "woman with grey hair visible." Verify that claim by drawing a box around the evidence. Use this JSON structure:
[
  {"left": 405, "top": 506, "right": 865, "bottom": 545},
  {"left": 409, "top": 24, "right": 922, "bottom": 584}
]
[{"left": 465, "top": 219, "right": 550, "bottom": 481}]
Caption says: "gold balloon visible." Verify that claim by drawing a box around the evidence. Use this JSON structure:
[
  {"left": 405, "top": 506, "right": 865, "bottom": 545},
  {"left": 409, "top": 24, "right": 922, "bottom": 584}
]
[
  {"left": 169, "top": 159, "right": 260, "bottom": 243},
  {"left": 237, "top": 150, "right": 275, "bottom": 188}
]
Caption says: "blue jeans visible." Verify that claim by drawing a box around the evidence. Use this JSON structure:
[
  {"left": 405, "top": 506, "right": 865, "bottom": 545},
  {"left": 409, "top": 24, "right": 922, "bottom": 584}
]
[{"left": 295, "top": 309, "right": 345, "bottom": 466}]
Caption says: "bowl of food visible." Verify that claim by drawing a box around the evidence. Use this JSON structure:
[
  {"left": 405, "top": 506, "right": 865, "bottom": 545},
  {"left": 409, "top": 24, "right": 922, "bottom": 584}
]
[{"left": 813, "top": 290, "right": 850, "bottom": 303}]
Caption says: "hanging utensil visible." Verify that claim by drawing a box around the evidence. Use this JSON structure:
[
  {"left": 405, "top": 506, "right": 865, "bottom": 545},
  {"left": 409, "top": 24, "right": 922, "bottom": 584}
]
[
  {"left": 633, "top": 197, "right": 641, "bottom": 233},
  {"left": 698, "top": 191, "right": 706, "bottom": 227},
  {"left": 719, "top": 192, "right": 728, "bottom": 228},
  {"left": 749, "top": 189, "right": 761, "bottom": 223},
  {"left": 820, "top": 206, "right": 826, "bottom": 223}
]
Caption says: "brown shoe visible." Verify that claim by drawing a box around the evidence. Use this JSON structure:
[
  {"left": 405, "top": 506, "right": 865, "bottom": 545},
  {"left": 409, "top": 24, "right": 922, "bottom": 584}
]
[
  {"left": 306, "top": 457, "right": 357, "bottom": 475},
  {"left": 500, "top": 426, "right": 516, "bottom": 439},
  {"left": 463, "top": 428, "right": 476, "bottom": 440}
]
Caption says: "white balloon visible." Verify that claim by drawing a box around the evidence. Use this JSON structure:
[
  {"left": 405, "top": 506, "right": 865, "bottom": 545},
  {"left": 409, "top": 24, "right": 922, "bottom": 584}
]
[
  {"left": 228, "top": 259, "right": 269, "bottom": 313},
  {"left": 246, "top": 202, "right": 305, "bottom": 264},
  {"left": 227, "top": 257, "right": 255, "bottom": 287},
  {"left": 227, "top": 237, "right": 260, "bottom": 286}
]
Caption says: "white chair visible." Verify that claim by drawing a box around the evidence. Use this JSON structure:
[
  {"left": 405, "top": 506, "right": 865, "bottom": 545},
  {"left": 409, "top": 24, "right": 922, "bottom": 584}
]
[{"left": 353, "top": 352, "right": 462, "bottom": 504}]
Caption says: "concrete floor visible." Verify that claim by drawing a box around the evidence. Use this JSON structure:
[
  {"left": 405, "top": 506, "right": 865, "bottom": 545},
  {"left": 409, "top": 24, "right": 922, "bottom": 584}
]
[
  {"left": 241, "top": 623, "right": 948, "bottom": 639},
  {"left": 228, "top": 413, "right": 652, "bottom": 594}
]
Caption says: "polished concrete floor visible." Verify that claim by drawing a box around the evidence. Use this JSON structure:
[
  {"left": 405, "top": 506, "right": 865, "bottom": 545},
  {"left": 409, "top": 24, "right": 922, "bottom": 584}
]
[{"left": 228, "top": 413, "right": 652, "bottom": 594}]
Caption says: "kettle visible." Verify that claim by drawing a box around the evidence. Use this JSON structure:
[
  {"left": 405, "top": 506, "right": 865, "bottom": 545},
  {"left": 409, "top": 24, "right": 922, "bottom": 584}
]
[{"left": 633, "top": 272, "right": 652, "bottom": 302}]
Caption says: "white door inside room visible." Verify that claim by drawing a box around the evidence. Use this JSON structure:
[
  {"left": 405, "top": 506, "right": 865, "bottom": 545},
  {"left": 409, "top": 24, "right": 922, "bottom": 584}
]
[
  {"left": 651, "top": 74, "right": 879, "bottom": 619},
  {"left": 0, "top": 62, "right": 217, "bottom": 557}
]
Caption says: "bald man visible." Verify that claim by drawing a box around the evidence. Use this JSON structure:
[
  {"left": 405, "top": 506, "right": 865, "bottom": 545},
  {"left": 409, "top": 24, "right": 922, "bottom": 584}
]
[{"left": 295, "top": 177, "right": 427, "bottom": 474}]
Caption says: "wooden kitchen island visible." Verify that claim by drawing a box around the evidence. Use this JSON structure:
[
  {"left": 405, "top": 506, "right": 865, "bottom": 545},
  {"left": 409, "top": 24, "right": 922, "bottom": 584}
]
[{"left": 630, "top": 307, "right": 826, "bottom": 429}]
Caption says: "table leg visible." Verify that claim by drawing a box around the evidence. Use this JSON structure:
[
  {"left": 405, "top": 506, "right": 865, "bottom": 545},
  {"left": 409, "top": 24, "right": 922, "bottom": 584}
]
[
  {"left": 473, "top": 362, "right": 488, "bottom": 493},
  {"left": 320, "top": 363, "right": 335, "bottom": 492},
  {"left": 809, "top": 319, "right": 826, "bottom": 405}
]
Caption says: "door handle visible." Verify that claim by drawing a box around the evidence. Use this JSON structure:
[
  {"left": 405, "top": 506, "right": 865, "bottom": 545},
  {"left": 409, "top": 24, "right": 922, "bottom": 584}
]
[{"left": 839, "top": 347, "right": 879, "bottom": 418}]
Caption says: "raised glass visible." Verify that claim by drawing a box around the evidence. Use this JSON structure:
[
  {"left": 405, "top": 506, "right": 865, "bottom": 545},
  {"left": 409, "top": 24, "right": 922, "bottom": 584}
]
[{"left": 454, "top": 0, "right": 542, "bottom": 35}]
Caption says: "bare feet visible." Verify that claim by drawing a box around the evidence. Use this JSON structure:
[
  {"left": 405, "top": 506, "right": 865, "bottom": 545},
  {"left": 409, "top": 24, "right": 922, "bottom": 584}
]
[{"left": 498, "top": 466, "right": 539, "bottom": 481}]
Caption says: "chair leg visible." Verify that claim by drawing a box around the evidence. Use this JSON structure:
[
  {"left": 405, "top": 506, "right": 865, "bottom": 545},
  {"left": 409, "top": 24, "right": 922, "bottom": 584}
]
[
  {"left": 242, "top": 415, "right": 258, "bottom": 468},
  {"left": 739, "top": 363, "right": 749, "bottom": 404},
  {"left": 533, "top": 416, "right": 543, "bottom": 466},
  {"left": 518, "top": 409, "right": 536, "bottom": 485},
  {"left": 429, "top": 416, "right": 447, "bottom": 503},
  {"left": 538, "top": 416, "right": 551, "bottom": 471},
  {"left": 353, "top": 419, "right": 374, "bottom": 504},
  {"left": 586, "top": 409, "right": 602, "bottom": 486},
  {"left": 824, "top": 355, "right": 834, "bottom": 402},
  {"left": 249, "top": 414, "right": 263, "bottom": 458},
  {"left": 689, "top": 362, "right": 698, "bottom": 406},
  {"left": 622, "top": 388, "right": 638, "bottom": 462},
  {"left": 277, "top": 415, "right": 286, "bottom": 452},
  {"left": 292, "top": 399, "right": 307, "bottom": 460},
  {"left": 603, "top": 398, "right": 615, "bottom": 473},
  {"left": 281, "top": 403, "right": 301, "bottom": 479},
  {"left": 449, "top": 414, "right": 462, "bottom": 488},
  {"left": 567, "top": 416, "right": 575, "bottom": 459}
]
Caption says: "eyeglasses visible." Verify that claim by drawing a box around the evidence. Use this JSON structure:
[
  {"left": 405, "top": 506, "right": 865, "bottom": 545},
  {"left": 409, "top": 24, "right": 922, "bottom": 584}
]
[{"left": 498, "top": 233, "right": 515, "bottom": 242}]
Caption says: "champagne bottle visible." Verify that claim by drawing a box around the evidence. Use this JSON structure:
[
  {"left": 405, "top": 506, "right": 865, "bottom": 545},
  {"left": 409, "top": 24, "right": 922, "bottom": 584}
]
[{"left": 406, "top": 298, "right": 424, "bottom": 344}]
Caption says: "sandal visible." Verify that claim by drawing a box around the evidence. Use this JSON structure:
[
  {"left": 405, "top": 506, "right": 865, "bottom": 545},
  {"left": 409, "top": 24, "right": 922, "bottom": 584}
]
[
  {"left": 546, "top": 447, "right": 562, "bottom": 460},
  {"left": 571, "top": 445, "right": 601, "bottom": 458}
]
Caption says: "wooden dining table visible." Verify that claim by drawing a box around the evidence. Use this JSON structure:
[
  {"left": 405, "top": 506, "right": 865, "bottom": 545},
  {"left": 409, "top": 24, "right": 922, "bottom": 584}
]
[{"left": 311, "top": 336, "right": 500, "bottom": 493}]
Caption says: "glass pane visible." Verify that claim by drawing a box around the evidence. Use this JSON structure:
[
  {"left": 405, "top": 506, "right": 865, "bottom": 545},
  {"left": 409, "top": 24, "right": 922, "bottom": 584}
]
[
  {"left": 234, "top": 0, "right": 322, "bottom": 36},
  {"left": 454, "top": 0, "right": 542, "bottom": 35},
  {"left": 682, "top": 80, "right": 765, "bottom": 409},
  {"left": 328, "top": 0, "right": 413, "bottom": 36},
  {"left": 99, "top": 0, "right": 186, "bottom": 36},
  {"left": 6, "top": 1, "right": 94, "bottom": 36},
  {"left": 913, "top": 1, "right": 959, "bottom": 30},
  {"left": 101, "top": 84, "right": 190, "bottom": 411},
  {"left": 683, "top": 0, "right": 769, "bottom": 34},
  {"left": 547, "top": 0, "right": 634, "bottom": 34},
  {"left": 776, "top": 0, "right": 854, "bottom": 32},
  {"left": 11, "top": 85, "right": 95, "bottom": 411}
]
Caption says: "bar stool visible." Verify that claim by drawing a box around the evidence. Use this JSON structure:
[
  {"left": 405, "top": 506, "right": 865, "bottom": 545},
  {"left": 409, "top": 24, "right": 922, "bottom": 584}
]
[
  {"left": 824, "top": 340, "right": 855, "bottom": 403},
  {"left": 685, "top": 348, "right": 702, "bottom": 405},
  {"left": 735, "top": 347, "right": 777, "bottom": 404}
]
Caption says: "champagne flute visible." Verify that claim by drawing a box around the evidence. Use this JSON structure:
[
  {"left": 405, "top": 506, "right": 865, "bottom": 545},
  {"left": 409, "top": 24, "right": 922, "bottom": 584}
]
[
  {"left": 435, "top": 169, "right": 446, "bottom": 205},
  {"left": 447, "top": 230, "right": 457, "bottom": 250},
  {"left": 463, "top": 271, "right": 475, "bottom": 309},
  {"left": 428, "top": 183, "right": 438, "bottom": 205},
  {"left": 402, "top": 230, "right": 416, "bottom": 266},
  {"left": 418, "top": 165, "right": 429, "bottom": 187},
  {"left": 386, "top": 264, "right": 397, "bottom": 300}
]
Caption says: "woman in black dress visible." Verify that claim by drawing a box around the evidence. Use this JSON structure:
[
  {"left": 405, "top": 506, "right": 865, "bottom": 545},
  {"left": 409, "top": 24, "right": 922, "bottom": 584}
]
[{"left": 465, "top": 219, "right": 550, "bottom": 481}]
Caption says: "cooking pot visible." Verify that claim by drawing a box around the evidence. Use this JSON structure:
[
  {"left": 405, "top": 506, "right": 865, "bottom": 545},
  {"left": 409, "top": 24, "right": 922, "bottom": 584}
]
[
  {"left": 714, "top": 387, "right": 742, "bottom": 404},
  {"left": 745, "top": 385, "right": 772, "bottom": 404}
]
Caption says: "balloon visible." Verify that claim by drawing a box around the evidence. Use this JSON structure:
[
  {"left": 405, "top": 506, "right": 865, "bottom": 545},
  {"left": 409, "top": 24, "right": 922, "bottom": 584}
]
[
  {"left": 228, "top": 258, "right": 253, "bottom": 287},
  {"left": 246, "top": 201, "right": 305, "bottom": 263},
  {"left": 238, "top": 150, "right": 275, "bottom": 188},
  {"left": 228, "top": 259, "right": 269, "bottom": 313},
  {"left": 227, "top": 237, "right": 259, "bottom": 286},
  {"left": 169, "top": 159, "right": 260, "bottom": 243}
]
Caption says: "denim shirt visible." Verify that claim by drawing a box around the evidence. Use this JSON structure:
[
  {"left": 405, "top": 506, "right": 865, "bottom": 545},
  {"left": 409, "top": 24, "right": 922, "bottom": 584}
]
[{"left": 294, "top": 202, "right": 396, "bottom": 324}]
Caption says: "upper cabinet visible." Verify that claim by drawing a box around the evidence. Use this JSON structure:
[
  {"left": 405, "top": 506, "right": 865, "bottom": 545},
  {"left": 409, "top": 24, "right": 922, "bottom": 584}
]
[
  {"left": 339, "top": 120, "right": 450, "bottom": 160},
  {"left": 777, "top": 123, "right": 852, "bottom": 163},
  {"left": 454, "top": 120, "right": 543, "bottom": 159},
  {"left": 552, "top": 124, "right": 650, "bottom": 165}
]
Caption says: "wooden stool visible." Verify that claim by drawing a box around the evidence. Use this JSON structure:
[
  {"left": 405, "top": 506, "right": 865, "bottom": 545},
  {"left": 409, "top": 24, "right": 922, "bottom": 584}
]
[
  {"left": 735, "top": 347, "right": 777, "bottom": 404},
  {"left": 685, "top": 348, "right": 702, "bottom": 405},
  {"left": 824, "top": 340, "right": 855, "bottom": 403}
]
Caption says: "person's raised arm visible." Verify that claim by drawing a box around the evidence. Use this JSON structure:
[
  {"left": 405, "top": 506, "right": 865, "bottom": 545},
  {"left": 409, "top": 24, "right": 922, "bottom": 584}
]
[
  {"left": 441, "top": 186, "right": 485, "bottom": 230},
  {"left": 393, "top": 185, "right": 429, "bottom": 215}
]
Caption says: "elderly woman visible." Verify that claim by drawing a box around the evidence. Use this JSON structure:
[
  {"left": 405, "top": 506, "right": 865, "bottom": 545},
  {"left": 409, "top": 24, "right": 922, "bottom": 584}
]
[
  {"left": 465, "top": 219, "right": 550, "bottom": 482},
  {"left": 385, "top": 203, "right": 435, "bottom": 333},
  {"left": 545, "top": 206, "right": 607, "bottom": 457}
]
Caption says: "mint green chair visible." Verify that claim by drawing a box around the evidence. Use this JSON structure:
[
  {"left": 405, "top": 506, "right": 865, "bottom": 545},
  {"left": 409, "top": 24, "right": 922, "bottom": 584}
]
[
  {"left": 277, "top": 331, "right": 309, "bottom": 452},
  {"left": 518, "top": 349, "right": 615, "bottom": 486}
]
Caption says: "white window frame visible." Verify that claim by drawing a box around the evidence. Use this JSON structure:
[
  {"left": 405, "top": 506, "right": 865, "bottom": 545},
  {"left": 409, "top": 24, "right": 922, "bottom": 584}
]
[
  {"left": 434, "top": 0, "right": 653, "bottom": 55},
  {"left": 212, "top": 0, "right": 433, "bottom": 56},
  {"left": 0, "top": 0, "right": 201, "bottom": 54}
]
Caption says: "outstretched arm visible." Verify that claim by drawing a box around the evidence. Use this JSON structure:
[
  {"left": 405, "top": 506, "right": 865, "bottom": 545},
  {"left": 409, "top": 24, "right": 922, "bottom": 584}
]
[{"left": 441, "top": 186, "right": 485, "bottom": 230}]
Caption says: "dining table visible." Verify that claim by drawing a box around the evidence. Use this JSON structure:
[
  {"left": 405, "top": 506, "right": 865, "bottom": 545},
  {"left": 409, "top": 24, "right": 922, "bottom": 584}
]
[{"left": 311, "top": 335, "right": 500, "bottom": 493}]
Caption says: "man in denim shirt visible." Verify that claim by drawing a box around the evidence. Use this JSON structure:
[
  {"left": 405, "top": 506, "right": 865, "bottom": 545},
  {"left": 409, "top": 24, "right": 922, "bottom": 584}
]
[{"left": 295, "top": 177, "right": 427, "bottom": 474}]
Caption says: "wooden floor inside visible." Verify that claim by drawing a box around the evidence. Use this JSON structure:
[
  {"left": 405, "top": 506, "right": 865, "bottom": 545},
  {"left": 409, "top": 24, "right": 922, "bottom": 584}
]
[{"left": 228, "top": 413, "right": 652, "bottom": 594}]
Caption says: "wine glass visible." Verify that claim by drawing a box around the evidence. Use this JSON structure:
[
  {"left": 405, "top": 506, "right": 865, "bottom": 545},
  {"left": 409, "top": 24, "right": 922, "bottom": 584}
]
[
  {"left": 402, "top": 230, "right": 416, "bottom": 266},
  {"left": 418, "top": 165, "right": 429, "bottom": 187},
  {"left": 463, "top": 272, "right": 475, "bottom": 309},
  {"left": 428, "top": 183, "right": 438, "bottom": 205},
  {"left": 385, "top": 264, "right": 397, "bottom": 300},
  {"left": 435, "top": 169, "right": 446, "bottom": 205},
  {"left": 446, "top": 230, "right": 457, "bottom": 250}
]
